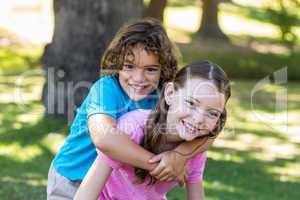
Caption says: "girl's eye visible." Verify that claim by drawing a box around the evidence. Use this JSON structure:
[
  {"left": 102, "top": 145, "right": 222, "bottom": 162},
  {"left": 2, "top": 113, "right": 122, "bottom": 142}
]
[
  {"left": 185, "top": 100, "right": 195, "bottom": 107},
  {"left": 207, "top": 111, "right": 218, "bottom": 119}
]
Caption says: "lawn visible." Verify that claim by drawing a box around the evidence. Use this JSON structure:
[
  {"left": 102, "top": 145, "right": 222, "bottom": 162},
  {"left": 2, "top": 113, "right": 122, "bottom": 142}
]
[
  {"left": 0, "top": 71, "right": 299, "bottom": 200},
  {"left": 1, "top": 1, "right": 300, "bottom": 199}
]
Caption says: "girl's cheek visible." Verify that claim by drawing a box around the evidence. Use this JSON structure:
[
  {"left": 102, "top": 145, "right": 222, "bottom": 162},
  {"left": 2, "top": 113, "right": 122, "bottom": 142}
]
[
  {"left": 176, "top": 109, "right": 191, "bottom": 120},
  {"left": 208, "top": 119, "right": 219, "bottom": 131}
]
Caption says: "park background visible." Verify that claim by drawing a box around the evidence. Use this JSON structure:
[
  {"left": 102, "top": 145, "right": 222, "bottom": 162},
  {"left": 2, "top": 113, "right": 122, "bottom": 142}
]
[{"left": 0, "top": 0, "right": 299, "bottom": 199}]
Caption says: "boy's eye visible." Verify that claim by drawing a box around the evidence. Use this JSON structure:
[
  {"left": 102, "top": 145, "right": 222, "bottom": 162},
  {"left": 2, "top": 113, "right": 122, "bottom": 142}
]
[
  {"left": 123, "top": 64, "right": 134, "bottom": 70},
  {"left": 146, "top": 67, "right": 159, "bottom": 72}
]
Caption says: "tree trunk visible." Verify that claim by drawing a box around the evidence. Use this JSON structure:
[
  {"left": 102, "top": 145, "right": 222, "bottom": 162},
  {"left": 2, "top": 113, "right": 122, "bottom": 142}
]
[
  {"left": 197, "top": 0, "right": 229, "bottom": 41},
  {"left": 41, "top": 0, "right": 143, "bottom": 122},
  {"left": 144, "top": 0, "right": 167, "bottom": 22}
]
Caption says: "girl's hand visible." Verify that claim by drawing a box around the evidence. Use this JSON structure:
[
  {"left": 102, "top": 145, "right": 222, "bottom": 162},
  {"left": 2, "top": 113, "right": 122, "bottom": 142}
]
[{"left": 149, "top": 151, "right": 188, "bottom": 183}]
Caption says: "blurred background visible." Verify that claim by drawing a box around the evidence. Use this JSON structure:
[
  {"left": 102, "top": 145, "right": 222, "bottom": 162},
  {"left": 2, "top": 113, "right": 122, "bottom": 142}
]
[{"left": 0, "top": 0, "right": 299, "bottom": 199}]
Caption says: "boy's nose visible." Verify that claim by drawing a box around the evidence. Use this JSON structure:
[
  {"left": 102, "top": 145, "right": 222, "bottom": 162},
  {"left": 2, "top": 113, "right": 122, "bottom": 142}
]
[{"left": 132, "top": 69, "right": 145, "bottom": 82}]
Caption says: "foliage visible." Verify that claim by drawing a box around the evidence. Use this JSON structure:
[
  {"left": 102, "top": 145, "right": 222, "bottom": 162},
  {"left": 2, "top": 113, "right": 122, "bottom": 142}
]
[
  {"left": 264, "top": 0, "right": 300, "bottom": 52},
  {"left": 229, "top": 0, "right": 300, "bottom": 53}
]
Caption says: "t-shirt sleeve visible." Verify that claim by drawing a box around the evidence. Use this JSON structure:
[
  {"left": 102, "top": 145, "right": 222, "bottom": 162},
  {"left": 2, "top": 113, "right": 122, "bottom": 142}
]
[
  {"left": 86, "top": 78, "right": 119, "bottom": 120},
  {"left": 186, "top": 152, "right": 207, "bottom": 184},
  {"left": 97, "top": 111, "right": 147, "bottom": 169}
]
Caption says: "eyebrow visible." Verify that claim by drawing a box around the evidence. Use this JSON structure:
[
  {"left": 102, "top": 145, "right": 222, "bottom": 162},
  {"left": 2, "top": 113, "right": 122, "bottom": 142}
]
[
  {"left": 123, "top": 61, "right": 161, "bottom": 68},
  {"left": 190, "top": 96, "right": 222, "bottom": 113}
]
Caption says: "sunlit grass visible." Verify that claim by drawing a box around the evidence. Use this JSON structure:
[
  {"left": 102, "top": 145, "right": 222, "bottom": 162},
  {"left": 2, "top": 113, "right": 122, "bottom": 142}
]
[
  {"left": 220, "top": 11, "right": 279, "bottom": 38},
  {"left": 0, "top": 46, "right": 42, "bottom": 75},
  {"left": 165, "top": 4, "right": 281, "bottom": 44},
  {"left": 0, "top": 53, "right": 300, "bottom": 199},
  {"left": 165, "top": 6, "right": 200, "bottom": 32},
  {"left": 1, "top": 2, "right": 300, "bottom": 199},
  {"left": 1, "top": 69, "right": 300, "bottom": 200},
  {"left": 41, "top": 132, "right": 67, "bottom": 155},
  {"left": 0, "top": 143, "right": 42, "bottom": 162}
]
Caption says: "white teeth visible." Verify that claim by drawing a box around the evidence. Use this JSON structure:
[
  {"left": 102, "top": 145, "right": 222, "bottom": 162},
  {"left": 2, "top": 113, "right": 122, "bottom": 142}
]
[
  {"left": 129, "top": 84, "right": 147, "bottom": 90},
  {"left": 182, "top": 121, "right": 197, "bottom": 134}
]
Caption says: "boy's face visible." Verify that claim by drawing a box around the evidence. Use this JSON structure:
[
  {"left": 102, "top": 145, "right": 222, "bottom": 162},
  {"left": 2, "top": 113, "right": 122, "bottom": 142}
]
[{"left": 119, "top": 46, "right": 161, "bottom": 101}]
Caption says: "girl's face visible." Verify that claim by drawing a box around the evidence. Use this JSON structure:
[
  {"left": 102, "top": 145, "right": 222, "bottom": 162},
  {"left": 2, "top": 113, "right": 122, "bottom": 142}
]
[
  {"left": 165, "top": 78, "right": 226, "bottom": 142},
  {"left": 119, "top": 45, "right": 161, "bottom": 101}
]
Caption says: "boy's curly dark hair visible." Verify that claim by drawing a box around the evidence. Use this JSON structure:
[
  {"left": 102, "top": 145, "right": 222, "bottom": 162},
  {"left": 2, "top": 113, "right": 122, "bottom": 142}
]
[{"left": 101, "top": 18, "right": 179, "bottom": 85}]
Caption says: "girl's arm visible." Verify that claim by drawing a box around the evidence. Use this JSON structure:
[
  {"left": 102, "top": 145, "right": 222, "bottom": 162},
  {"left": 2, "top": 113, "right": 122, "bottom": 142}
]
[
  {"left": 88, "top": 114, "right": 157, "bottom": 171},
  {"left": 74, "top": 157, "right": 112, "bottom": 200},
  {"left": 186, "top": 181, "right": 205, "bottom": 200}
]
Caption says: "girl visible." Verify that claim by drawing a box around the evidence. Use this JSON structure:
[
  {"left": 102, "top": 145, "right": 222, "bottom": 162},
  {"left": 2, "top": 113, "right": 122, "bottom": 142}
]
[{"left": 74, "top": 61, "right": 231, "bottom": 200}]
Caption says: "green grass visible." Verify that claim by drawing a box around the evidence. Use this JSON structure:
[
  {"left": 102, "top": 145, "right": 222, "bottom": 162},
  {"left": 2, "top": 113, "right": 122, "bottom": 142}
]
[
  {"left": 167, "top": 80, "right": 300, "bottom": 199},
  {"left": 0, "top": 46, "right": 42, "bottom": 75},
  {"left": 164, "top": 3, "right": 300, "bottom": 80},
  {"left": 177, "top": 42, "right": 300, "bottom": 80},
  {"left": 0, "top": 72, "right": 299, "bottom": 199},
  {"left": 1, "top": 2, "right": 300, "bottom": 199}
]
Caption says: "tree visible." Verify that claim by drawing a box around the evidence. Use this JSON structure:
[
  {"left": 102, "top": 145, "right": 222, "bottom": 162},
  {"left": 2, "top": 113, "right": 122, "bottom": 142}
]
[
  {"left": 144, "top": 0, "right": 167, "bottom": 22},
  {"left": 264, "top": 0, "right": 299, "bottom": 52},
  {"left": 41, "top": 0, "right": 143, "bottom": 121},
  {"left": 197, "top": 0, "right": 229, "bottom": 41}
]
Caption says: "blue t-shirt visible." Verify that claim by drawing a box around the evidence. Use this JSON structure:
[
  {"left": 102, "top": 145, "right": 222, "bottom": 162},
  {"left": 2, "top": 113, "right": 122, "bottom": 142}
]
[{"left": 52, "top": 75, "right": 159, "bottom": 180}]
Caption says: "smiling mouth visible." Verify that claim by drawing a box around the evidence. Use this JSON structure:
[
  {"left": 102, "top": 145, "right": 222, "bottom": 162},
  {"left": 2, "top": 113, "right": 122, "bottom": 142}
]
[
  {"left": 181, "top": 120, "right": 203, "bottom": 135},
  {"left": 128, "top": 84, "right": 149, "bottom": 91},
  {"left": 181, "top": 120, "right": 197, "bottom": 134}
]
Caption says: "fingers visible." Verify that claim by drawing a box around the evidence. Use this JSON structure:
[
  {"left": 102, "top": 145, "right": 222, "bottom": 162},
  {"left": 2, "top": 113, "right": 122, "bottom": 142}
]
[
  {"left": 165, "top": 176, "right": 175, "bottom": 182},
  {"left": 150, "top": 163, "right": 165, "bottom": 177},
  {"left": 150, "top": 162, "right": 177, "bottom": 182},
  {"left": 157, "top": 173, "right": 172, "bottom": 182},
  {"left": 155, "top": 170, "right": 177, "bottom": 182},
  {"left": 148, "top": 154, "right": 163, "bottom": 163},
  {"left": 177, "top": 174, "right": 186, "bottom": 187},
  {"left": 155, "top": 168, "right": 175, "bottom": 181}
]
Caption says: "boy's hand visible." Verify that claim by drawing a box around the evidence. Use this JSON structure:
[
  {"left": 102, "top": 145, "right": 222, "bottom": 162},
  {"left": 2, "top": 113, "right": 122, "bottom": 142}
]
[{"left": 149, "top": 151, "right": 188, "bottom": 183}]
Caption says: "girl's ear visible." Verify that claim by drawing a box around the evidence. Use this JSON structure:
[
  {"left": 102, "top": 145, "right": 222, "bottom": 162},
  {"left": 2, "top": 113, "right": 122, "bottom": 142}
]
[{"left": 164, "top": 82, "right": 175, "bottom": 106}]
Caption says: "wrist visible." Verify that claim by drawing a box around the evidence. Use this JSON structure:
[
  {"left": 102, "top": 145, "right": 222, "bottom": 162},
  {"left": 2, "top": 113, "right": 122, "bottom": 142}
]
[{"left": 171, "top": 150, "right": 190, "bottom": 162}]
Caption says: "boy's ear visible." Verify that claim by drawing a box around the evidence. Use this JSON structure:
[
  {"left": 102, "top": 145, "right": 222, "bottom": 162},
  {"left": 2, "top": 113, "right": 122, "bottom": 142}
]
[{"left": 164, "top": 82, "right": 175, "bottom": 105}]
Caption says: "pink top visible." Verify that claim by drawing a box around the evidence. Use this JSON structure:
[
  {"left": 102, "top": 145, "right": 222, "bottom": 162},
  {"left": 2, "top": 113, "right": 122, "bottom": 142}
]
[{"left": 97, "top": 109, "right": 207, "bottom": 200}]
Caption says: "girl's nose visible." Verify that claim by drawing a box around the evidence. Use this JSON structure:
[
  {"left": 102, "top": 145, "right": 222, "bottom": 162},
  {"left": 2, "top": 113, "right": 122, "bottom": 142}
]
[{"left": 193, "top": 109, "right": 205, "bottom": 125}]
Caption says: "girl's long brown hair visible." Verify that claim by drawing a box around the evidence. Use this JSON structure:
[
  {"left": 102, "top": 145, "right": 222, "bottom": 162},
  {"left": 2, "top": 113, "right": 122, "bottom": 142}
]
[{"left": 135, "top": 60, "right": 231, "bottom": 184}]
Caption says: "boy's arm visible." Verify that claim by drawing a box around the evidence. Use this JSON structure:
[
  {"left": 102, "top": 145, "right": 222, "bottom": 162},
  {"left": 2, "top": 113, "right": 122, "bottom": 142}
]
[
  {"left": 150, "top": 137, "right": 214, "bottom": 181},
  {"left": 173, "top": 137, "right": 214, "bottom": 158},
  {"left": 88, "top": 114, "right": 157, "bottom": 171},
  {"left": 74, "top": 156, "right": 112, "bottom": 200},
  {"left": 186, "top": 181, "right": 205, "bottom": 200}
]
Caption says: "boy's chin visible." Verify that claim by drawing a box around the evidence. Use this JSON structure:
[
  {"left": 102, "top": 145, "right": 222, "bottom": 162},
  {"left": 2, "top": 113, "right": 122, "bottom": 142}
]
[{"left": 129, "top": 94, "right": 148, "bottom": 101}]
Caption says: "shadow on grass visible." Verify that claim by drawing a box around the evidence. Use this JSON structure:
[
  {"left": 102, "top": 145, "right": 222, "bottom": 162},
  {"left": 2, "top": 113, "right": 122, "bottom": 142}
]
[
  {"left": 0, "top": 102, "right": 67, "bottom": 199},
  {"left": 180, "top": 37, "right": 300, "bottom": 80},
  {"left": 205, "top": 147, "right": 300, "bottom": 200},
  {"left": 228, "top": 3, "right": 300, "bottom": 27},
  {"left": 168, "top": 146, "right": 300, "bottom": 200}
]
